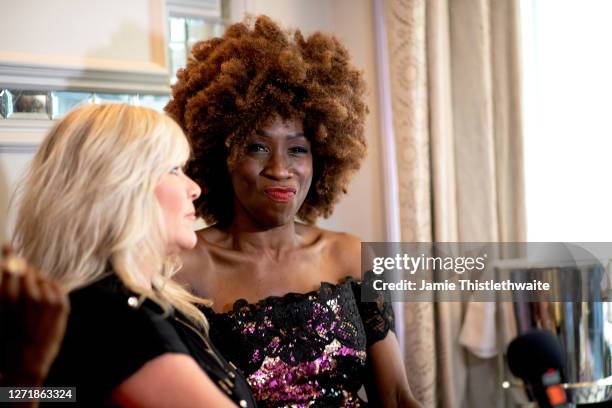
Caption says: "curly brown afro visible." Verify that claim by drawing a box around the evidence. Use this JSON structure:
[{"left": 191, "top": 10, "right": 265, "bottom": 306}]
[{"left": 165, "top": 15, "right": 368, "bottom": 225}]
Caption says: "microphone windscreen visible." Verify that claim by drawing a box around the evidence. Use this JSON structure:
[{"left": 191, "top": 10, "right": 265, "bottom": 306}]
[{"left": 507, "top": 329, "right": 565, "bottom": 380}]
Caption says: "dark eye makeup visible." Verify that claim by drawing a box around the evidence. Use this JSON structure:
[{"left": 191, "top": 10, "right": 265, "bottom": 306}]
[{"left": 246, "top": 143, "right": 269, "bottom": 153}]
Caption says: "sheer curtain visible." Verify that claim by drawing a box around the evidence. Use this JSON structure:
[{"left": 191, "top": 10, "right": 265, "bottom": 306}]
[{"left": 375, "top": 0, "right": 525, "bottom": 406}]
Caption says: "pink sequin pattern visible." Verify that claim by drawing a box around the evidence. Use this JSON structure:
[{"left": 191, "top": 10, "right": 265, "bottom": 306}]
[
  {"left": 248, "top": 340, "right": 365, "bottom": 407},
  {"left": 206, "top": 276, "right": 394, "bottom": 408}
]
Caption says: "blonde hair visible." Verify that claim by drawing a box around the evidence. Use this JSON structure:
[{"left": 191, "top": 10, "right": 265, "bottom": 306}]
[{"left": 13, "top": 104, "right": 209, "bottom": 330}]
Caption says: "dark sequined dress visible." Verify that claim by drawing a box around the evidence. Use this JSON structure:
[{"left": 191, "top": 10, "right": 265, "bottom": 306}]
[{"left": 203, "top": 274, "right": 394, "bottom": 408}]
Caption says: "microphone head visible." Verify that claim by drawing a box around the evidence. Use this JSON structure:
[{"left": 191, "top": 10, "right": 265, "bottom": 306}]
[{"left": 507, "top": 329, "right": 565, "bottom": 381}]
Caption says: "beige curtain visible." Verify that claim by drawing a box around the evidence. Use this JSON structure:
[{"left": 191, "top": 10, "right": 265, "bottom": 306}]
[{"left": 380, "top": 0, "right": 525, "bottom": 406}]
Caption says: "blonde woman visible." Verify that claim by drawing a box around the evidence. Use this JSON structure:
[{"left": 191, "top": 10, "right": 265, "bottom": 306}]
[{"left": 12, "top": 104, "right": 255, "bottom": 407}]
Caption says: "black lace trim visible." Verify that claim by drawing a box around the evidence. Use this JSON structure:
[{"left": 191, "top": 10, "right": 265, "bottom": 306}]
[
  {"left": 352, "top": 271, "right": 396, "bottom": 346},
  {"left": 207, "top": 279, "right": 360, "bottom": 373},
  {"left": 204, "top": 274, "right": 394, "bottom": 374}
]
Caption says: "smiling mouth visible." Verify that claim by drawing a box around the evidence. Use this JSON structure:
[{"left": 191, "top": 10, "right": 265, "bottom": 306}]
[{"left": 264, "top": 188, "right": 296, "bottom": 203}]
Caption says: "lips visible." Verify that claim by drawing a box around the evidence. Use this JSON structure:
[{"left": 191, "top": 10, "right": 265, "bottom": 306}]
[
  {"left": 185, "top": 212, "right": 196, "bottom": 220},
  {"left": 264, "top": 187, "right": 296, "bottom": 203}
]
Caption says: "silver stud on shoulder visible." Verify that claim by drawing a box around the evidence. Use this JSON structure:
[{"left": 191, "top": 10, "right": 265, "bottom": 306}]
[{"left": 127, "top": 296, "right": 139, "bottom": 308}]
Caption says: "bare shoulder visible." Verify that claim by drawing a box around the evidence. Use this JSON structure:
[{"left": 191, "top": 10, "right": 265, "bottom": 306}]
[
  {"left": 312, "top": 226, "right": 363, "bottom": 281},
  {"left": 329, "top": 230, "right": 362, "bottom": 256}
]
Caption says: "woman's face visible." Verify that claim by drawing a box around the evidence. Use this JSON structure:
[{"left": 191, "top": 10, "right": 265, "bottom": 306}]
[
  {"left": 230, "top": 115, "right": 313, "bottom": 228},
  {"left": 155, "top": 165, "right": 201, "bottom": 254}
]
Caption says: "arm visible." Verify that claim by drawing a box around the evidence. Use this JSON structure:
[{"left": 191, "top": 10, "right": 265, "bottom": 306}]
[
  {"left": 364, "top": 333, "right": 422, "bottom": 408},
  {"left": 112, "top": 353, "right": 236, "bottom": 408},
  {"left": 333, "top": 233, "right": 421, "bottom": 407}
]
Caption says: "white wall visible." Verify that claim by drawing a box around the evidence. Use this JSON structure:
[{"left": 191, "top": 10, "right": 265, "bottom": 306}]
[
  {"left": 0, "top": 148, "right": 34, "bottom": 243},
  {"left": 0, "top": 0, "right": 166, "bottom": 71}
]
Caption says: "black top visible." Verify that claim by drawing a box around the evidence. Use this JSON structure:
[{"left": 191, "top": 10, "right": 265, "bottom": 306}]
[
  {"left": 45, "top": 274, "right": 256, "bottom": 408},
  {"left": 203, "top": 273, "right": 395, "bottom": 408}
]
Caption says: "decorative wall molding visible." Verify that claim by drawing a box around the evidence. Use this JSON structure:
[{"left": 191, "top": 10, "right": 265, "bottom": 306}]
[
  {"left": 0, "top": 119, "right": 54, "bottom": 149},
  {"left": 0, "top": 144, "right": 40, "bottom": 154},
  {"left": 0, "top": 57, "right": 170, "bottom": 94},
  {"left": 167, "top": 0, "right": 223, "bottom": 18}
]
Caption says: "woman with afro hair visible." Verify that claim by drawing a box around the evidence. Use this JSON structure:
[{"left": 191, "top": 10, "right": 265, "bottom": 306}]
[{"left": 167, "top": 15, "right": 420, "bottom": 408}]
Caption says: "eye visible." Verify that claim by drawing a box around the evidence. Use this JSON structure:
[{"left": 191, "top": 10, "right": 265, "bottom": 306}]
[
  {"left": 289, "top": 146, "right": 309, "bottom": 155},
  {"left": 169, "top": 166, "right": 182, "bottom": 175},
  {"left": 247, "top": 143, "right": 269, "bottom": 153}
]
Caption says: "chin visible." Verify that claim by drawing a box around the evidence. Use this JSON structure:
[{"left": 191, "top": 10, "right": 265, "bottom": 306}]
[{"left": 180, "top": 238, "right": 198, "bottom": 250}]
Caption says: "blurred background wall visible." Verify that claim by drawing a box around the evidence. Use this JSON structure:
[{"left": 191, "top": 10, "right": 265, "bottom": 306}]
[{"left": 0, "top": 0, "right": 385, "bottom": 244}]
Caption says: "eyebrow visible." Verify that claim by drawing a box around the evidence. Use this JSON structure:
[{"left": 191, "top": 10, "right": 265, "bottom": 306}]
[{"left": 255, "top": 130, "right": 306, "bottom": 140}]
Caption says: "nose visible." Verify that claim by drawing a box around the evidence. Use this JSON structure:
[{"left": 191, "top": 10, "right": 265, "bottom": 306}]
[
  {"left": 187, "top": 177, "right": 201, "bottom": 200},
  {"left": 262, "top": 151, "right": 291, "bottom": 180}
]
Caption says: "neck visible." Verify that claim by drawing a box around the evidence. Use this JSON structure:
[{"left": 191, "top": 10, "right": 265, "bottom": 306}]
[
  {"left": 136, "top": 255, "right": 159, "bottom": 288},
  {"left": 225, "top": 219, "right": 299, "bottom": 256}
]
